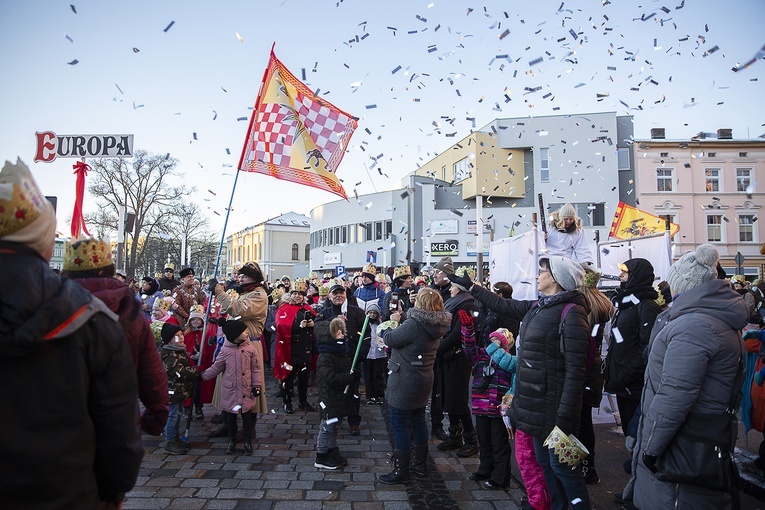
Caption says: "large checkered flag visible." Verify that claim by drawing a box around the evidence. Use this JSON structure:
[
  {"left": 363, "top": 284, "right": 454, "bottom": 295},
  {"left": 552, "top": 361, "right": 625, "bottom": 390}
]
[{"left": 238, "top": 49, "right": 359, "bottom": 199}]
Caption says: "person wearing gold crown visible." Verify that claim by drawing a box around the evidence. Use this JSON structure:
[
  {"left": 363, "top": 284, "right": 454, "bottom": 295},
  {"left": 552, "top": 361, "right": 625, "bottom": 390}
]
[
  {"left": 0, "top": 159, "right": 144, "bottom": 508},
  {"left": 158, "top": 263, "right": 180, "bottom": 292},
  {"left": 62, "top": 236, "right": 170, "bottom": 438},
  {"left": 354, "top": 262, "right": 386, "bottom": 312},
  {"left": 381, "top": 265, "right": 415, "bottom": 322}
]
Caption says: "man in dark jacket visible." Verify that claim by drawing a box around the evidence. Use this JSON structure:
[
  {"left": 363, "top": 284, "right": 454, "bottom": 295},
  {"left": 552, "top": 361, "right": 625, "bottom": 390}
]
[
  {"left": 427, "top": 256, "right": 455, "bottom": 440},
  {"left": 354, "top": 262, "right": 386, "bottom": 311},
  {"left": 470, "top": 255, "right": 592, "bottom": 509},
  {"left": 381, "top": 265, "right": 415, "bottom": 321},
  {"left": 0, "top": 159, "right": 143, "bottom": 509},
  {"left": 314, "top": 279, "right": 369, "bottom": 435},
  {"left": 604, "top": 258, "right": 661, "bottom": 438},
  {"left": 158, "top": 264, "right": 181, "bottom": 292},
  {"left": 62, "top": 237, "right": 169, "bottom": 436}
]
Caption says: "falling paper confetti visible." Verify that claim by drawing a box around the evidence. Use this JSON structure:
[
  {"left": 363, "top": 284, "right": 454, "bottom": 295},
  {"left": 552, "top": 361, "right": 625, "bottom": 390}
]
[
  {"left": 163, "top": 21, "right": 175, "bottom": 32},
  {"left": 235, "top": 32, "right": 243, "bottom": 42}
]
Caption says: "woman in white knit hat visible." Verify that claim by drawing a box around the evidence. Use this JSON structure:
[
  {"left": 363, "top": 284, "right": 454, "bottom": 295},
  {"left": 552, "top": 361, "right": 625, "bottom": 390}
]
[{"left": 545, "top": 203, "right": 593, "bottom": 264}]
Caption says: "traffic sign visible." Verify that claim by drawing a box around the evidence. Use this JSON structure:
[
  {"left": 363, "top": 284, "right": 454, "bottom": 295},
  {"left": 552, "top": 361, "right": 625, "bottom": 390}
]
[{"left": 335, "top": 265, "right": 346, "bottom": 277}]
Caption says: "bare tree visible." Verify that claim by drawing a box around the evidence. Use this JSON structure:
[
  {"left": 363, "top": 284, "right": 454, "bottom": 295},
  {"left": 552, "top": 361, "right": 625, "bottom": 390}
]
[{"left": 85, "top": 150, "right": 192, "bottom": 277}]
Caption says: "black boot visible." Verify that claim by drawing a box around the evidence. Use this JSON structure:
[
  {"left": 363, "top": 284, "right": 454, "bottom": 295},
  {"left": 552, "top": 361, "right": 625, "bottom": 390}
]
[
  {"left": 457, "top": 429, "right": 479, "bottom": 458},
  {"left": 379, "top": 450, "right": 411, "bottom": 484},
  {"left": 437, "top": 424, "right": 463, "bottom": 451},
  {"left": 243, "top": 441, "right": 253, "bottom": 456},
  {"left": 226, "top": 440, "right": 236, "bottom": 454},
  {"left": 284, "top": 395, "right": 294, "bottom": 414},
  {"left": 329, "top": 447, "right": 348, "bottom": 467},
  {"left": 431, "top": 425, "right": 449, "bottom": 441},
  {"left": 582, "top": 454, "right": 600, "bottom": 484},
  {"left": 411, "top": 445, "right": 428, "bottom": 476},
  {"left": 209, "top": 425, "right": 227, "bottom": 438}
]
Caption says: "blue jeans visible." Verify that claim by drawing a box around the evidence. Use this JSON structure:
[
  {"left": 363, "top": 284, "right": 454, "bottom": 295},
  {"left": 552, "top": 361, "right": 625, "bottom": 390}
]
[
  {"left": 533, "top": 436, "right": 591, "bottom": 510},
  {"left": 165, "top": 401, "right": 181, "bottom": 441},
  {"left": 389, "top": 406, "right": 427, "bottom": 451}
]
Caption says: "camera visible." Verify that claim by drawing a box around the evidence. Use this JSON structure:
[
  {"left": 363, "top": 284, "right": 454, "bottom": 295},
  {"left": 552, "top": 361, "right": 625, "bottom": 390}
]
[{"left": 389, "top": 293, "right": 399, "bottom": 311}]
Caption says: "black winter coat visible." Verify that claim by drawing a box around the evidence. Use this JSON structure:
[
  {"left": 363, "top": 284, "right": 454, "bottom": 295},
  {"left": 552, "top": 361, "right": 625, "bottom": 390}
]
[
  {"left": 381, "top": 286, "right": 415, "bottom": 321},
  {"left": 314, "top": 302, "right": 370, "bottom": 363},
  {"left": 470, "top": 285, "right": 590, "bottom": 438},
  {"left": 0, "top": 242, "right": 143, "bottom": 508},
  {"left": 316, "top": 340, "right": 354, "bottom": 420},
  {"left": 478, "top": 300, "right": 520, "bottom": 352},
  {"left": 436, "top": 291, "right": 476, "bottom": 415}
]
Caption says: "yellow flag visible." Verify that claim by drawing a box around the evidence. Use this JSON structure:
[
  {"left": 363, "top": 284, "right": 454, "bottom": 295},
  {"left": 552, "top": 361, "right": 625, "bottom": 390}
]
[{"left": 609, "top": 201, "right": 679, "bottom": 240}]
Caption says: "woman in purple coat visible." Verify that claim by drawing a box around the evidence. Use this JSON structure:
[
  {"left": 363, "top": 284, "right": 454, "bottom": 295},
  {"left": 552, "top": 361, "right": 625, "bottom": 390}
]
[{"left": 202, "top": 319, "right": 264, "bottom": 456}]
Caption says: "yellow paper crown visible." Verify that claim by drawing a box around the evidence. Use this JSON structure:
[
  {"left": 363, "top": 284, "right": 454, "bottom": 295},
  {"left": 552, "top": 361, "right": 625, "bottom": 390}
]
[
  {"left": 318, "top": 283, "right": 330, "bottom": 296},
  {"left": 271, "top": 287, "right": 285, "bottom": 302},
  {"left": 393, "top": 265, "right": 411, "bottom": 280},
  {"left": 362, "top": 262, "right": 377, "bottom": 276},
  {"left": 455, "top": 265, "right": 476, "bottom": 281},
  {"left": 583, "top": 270, "right": 601, "bottom": 288},
  {"left": 63, "top": 237, "right": 113, "bottom": 271},
  {"left": 0, "top": 159, "right": 48, "bottom": 237},
  {"left": 308, "top": 271, "right": 318, "bottom": 280},
  {"left": 292, "top": 277, "right": 308, "bottom": 293}
]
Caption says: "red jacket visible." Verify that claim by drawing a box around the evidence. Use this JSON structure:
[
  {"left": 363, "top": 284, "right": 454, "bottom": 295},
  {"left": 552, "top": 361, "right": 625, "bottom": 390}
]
[{"left": 73, "top": 277, "right": 169, "bottom": 435}]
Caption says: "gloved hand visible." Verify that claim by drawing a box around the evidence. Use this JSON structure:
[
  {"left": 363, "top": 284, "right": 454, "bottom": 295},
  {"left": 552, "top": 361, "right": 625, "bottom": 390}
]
[
  {"left": 642, "top": 452, "right": 658, "bottom": 473},
  {"left": 625, "top": 435, "right": 637, "bottom": 453},
  {"left": 449, "top": 273, "right": 473, "bottom": 292},
  {"left": 756, "top": 371, "right": 765, "bottom": 386},
  {"left": 207, "top": 278, "right": 219, "bottom": 293},
  {"left": 458, "top": 309, "right": 474, "bottom": 327},
  {"left": 251, "top": 386, "right": 261, "bottom": 398}
]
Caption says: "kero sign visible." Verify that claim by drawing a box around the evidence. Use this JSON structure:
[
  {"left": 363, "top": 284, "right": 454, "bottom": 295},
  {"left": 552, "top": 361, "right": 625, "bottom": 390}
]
[{"left": 34, "top": 131, "right": 134, "bottom": 162}]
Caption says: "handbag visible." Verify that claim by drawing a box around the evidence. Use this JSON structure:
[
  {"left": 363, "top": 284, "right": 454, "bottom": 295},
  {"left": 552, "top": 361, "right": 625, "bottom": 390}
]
[{"left": 655, "top": 341, "right": 744, "bottom": 493}]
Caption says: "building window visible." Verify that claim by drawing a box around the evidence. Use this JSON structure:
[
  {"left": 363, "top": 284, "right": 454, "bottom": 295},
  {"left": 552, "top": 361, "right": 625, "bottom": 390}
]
[
  {"left": 739, "top": 215, "right": 756, "bottom": 243},
  {"left": 660, "top": 152, "right": 669, "bottom": 158},
  {"left": 705, "top": 168, "right": 720, "bottom": 192},
  {"left": 374, "top": 221, "right": 383, "bottom": 241},
  {"left": 442, "top": 165, "right": 447, "bottom": 181},
  {"left": 334, "top": 227, "right": 340, "bottom": 245},
  {"left": 385, "top": 220, "right": 392, "bottom": 239},
  {"left": 656, "top": 168, "right": 673, "bottom": 192},
  {"left": 292, "top": 243, "right": 299, "bottom": 260},
  {"left": 364, "top": 222, "right": 372, "bottom": 242},
  {"left": 707, "top": 152, "right": 716, "bottom": 158},
  {"left": 453, "top": 157, "right": 470, "bottom": 182},
  {"left": 540, "top": 147, "right": 550, "bottom": 182},
  {"left": 329, "top": 228, "right": 335, "bottom": 245},
  {"left": 617, "top": 148, "right": 630, "bottom": 170},
  {"left": 706, "top": 215, "right": 722, "bottom": 242},
  {"left": 305, "top": 244, "right": 310, "bottom": 260},
  {"left": 739, "top": 152, "right": 748, "bottom": 158},
  {"left": 737, "top": 168, "right": 752, "bottom": 192},
  {"left": 341, "top": 225, "right": 347, "bottom": 244}
]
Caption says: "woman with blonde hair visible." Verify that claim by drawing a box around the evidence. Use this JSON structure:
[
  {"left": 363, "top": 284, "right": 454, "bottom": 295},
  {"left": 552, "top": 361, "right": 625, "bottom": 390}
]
[
  {"left": 545, "top": 203, "right": 593, "bottom": 263},
  {"left": 577, "top": 264, "right": 615, "bottom": 485}
]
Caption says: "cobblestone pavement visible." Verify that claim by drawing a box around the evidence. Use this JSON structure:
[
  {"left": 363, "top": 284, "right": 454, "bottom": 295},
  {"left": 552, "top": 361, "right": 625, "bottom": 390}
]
[{"left": 128, "top": 372, "right": 528, "bottom": 510}]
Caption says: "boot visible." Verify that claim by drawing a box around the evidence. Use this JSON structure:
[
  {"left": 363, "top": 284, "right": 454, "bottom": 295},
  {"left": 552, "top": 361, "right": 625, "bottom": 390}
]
[
  {"left": 226, "top": 440, "right": 236, "bottom": 454},
  {"left": 315, "top": 451, "right": 340, "bottom": 470},
  {"left": 582, "top": 454, "right": 600, "bottom": 484},
  {"left": 431, "top": 424, "right": 449, "bottom": 441},
  {"left": 209, "top": 425, "right": 227, "bottom": 438},
  {"left": 328, "top": 447, "right": 348, "bottom": 467},
  {"left": 437, "top": 424, "right": 463, "bottom": 451},
  {"left": 379, "top": 450, "right": 411, "bottom": 485},
  {"left": 243, "top": 441, "right": 253, "bottom": 456},
  {"left": 284, "top": 395, "right": 294, "bottom": 414},
  {"left": 411, "top": 445, "right": 428, "bottom": 476},
  {"left": 456, "top": 429, "right": 479, "bottom": 458}
]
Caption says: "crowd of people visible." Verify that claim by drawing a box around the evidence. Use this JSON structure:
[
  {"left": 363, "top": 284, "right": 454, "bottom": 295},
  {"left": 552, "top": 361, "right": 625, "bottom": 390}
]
[{"left": 2, "top": 157, "right": 764, "bottom": 510}]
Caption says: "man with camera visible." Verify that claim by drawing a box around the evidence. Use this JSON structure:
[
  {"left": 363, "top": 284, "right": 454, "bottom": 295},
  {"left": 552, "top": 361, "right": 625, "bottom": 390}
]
[{"left": 381, "top": 265, "right": 415, "bottom": 321}]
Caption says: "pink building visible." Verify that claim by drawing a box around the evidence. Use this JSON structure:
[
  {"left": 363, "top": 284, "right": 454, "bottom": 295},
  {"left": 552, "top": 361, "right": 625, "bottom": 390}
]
[{"left": 635, "top": 128, "right": 764, "bottom": 280}]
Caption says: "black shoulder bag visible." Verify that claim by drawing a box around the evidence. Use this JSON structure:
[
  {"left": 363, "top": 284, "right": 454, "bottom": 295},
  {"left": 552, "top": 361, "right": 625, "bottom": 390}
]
[{"left": 654, "top": 333, "right": 744, "bottom": 493}]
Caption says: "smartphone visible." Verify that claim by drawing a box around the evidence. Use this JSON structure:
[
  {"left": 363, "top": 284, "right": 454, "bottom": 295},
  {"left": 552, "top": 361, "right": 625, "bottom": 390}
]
[{"left": 389, "top": 293, "right": 399, "bottom": 311}]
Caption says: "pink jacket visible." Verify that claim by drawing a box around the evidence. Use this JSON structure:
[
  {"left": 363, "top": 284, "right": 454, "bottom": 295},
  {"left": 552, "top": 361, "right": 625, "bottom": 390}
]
[{"left": 202, "top": 339, "right": 263, "bottom": 413}]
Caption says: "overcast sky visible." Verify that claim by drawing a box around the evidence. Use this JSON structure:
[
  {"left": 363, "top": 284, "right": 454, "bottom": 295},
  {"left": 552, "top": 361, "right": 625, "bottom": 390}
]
[{"left": 1, "top": 0, "right": 763, "bottom": 237}]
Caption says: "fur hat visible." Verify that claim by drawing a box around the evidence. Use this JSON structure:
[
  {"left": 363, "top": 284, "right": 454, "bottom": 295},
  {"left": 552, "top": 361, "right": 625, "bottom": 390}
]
[
  {"left": 64, "top": 237, "right": 113, "bottom": 271},
  {"left": 0, "top": 159, "right": 57, "bottom": 259},
  {"left": 292, "top": 277, "right": 308, "bottom": 294},
  {"left": 160, "top": 323, "right": 182, "bottom": 344},
  {"left": 362, "top": 262, "right": 377, "bottom": 279},
  {"left": 393, "top": 265, "right": 412, "bottom": 282},
  {"left": 489, "top": 328, "right": 515, "bottom": 352},
  {"left": 188, "top": 304, "right": 205, "bottom": 321},
  {"left": 318, "top": 283, "right": 330, "bottom": 297},
  {"left": 328, "top": 277, "right": 345, "bottom": 294},
  {"left": 179, "top": 267, "right": 194, "bottom": 278},
  {"left": 238, "top": 261, "right": 264, "bottom": 282},
  {"left": 222, "top": 319, "right": 247, "bottom": 341},
  {"left": 544, "top": 256, "right": 584, "bottom": 292},
  {"left": 329, "top": 317, "right": 347, "bottom": 339},
  {"left": 434, "top": 257, "right": 455, "bottom": 276},
  {"left": 666, "top": 244, "right": 719, "bottom": 296}
]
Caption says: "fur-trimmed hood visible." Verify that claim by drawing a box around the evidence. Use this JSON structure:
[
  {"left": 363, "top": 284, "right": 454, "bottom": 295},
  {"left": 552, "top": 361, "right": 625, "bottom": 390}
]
[{"left": 406, "top": 307, "right": 452, "bottom": 338}]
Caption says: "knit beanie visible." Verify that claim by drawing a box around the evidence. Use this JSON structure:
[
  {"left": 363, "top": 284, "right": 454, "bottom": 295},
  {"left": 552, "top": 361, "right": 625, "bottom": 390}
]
[
  {"left": 434, "top": 256, "right": 455, "bottom": 276},
  {"left": 366, "top": 302, "right": 381, "bottom": 315},
  {"left": 222, "top": 319, "right": 247, "bottom": 341},
  {"left": 161, "top": 323, "right": 182, "bottom": 344},
  {"left": 489, "top": 328, "right": 515, "bottom": 352},
  {"left": 666, "top": 244, "right": 719, "bottom": 296},
  {"left": 546, "top": 256, "right": 584, "bottom": 292}
]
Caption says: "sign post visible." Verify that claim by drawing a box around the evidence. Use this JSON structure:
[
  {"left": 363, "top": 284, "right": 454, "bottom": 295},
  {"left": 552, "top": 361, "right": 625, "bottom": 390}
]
[{"left": 734, "top": 251, "right": 745, "bottom": 276}]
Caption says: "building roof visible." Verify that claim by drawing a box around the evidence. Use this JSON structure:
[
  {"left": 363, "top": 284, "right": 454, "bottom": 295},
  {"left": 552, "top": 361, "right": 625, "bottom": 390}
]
[{"left": 263, "top": 211, "right": 310, "bottom": 227}]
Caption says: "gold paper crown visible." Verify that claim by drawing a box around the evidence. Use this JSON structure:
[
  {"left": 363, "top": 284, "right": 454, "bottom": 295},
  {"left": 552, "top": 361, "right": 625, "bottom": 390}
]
[
  {"left": 731, "top": 274, "right": 746, "bottom": 286},
  {"left": 318, "top": 283, "right": 330, "bottom": 296},
  {"left": 362, "top": 262, "right": 377, "bottom": 276},
  {"left": 292, "top": 277, "right": 308, "bottom": 293},
  {"left": 543, "top": 426, "right": 589, "bottom": 467},
  {"left": 376, "top": 273, "right": 389, "bottom": 284},
  {"left": 164, "top": 262, "right": 175, "bottom": 270},
  {"left": 323, "top": 271, "right": 333, "bottom": 279},
  {"left": 328, "top": 277, "right": 345, "bottom": 289},
  {"left": 150, "top": 321, "right": 164, "bottom": 348},
  {"left": 414, "top": 275, "right": 428, "bottom": 286},
  {"left": 189, "top": 304, "right": 205, "bottom": 320},
  {"left": 0, "top": 159, "right": 48, "bottom": 237},
  {"left": 308, "top": 271, "right": 318, "bottom": 280},
  {"left": 271, "top": 287, "right": 285, "bottom": 302},
  {"left": 153, "top": 296, "right": 173, "bottom": 312},
  {"left": 455, "top": 265, "right": 475, "bottom": 281},
  {"left": 393, "top": 265, "right": 411, "bottom": 280},
  {"left": 63, "top": 237, "right": 113, "bottom": 271},
  {"left": 583, "top": 270, "right": 601, "bottom": 288},
  {"left": 653, "top": 286, "right": 667, "bottom": 308}
]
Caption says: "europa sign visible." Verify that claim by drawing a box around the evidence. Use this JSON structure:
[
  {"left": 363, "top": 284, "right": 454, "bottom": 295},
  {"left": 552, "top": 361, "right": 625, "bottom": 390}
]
[
  {"left": 34, "top": 131, "right": 134, "bottom": 163},
  {"left": 431, "top": 240, "right": 459, "bottom": 257}
]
